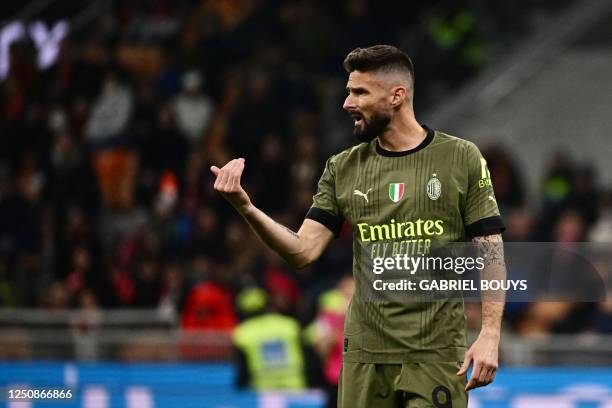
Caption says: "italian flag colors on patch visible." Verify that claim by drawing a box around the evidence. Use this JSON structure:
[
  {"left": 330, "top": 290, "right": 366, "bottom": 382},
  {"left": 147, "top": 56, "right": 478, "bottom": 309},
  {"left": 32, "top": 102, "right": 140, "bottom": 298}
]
[{"left": 389, "top": 182, "right": 405, "bottom": 203}]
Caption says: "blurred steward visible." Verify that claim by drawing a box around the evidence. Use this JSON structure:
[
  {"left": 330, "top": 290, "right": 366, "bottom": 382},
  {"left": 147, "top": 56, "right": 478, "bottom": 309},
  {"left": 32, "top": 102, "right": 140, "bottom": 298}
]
[{"left": 233, "top": 287, "right": 308, "bottom": 391}]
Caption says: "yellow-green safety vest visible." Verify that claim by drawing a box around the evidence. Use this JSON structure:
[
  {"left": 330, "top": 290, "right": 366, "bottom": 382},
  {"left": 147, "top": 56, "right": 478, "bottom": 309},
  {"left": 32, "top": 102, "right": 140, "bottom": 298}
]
[{"left": 233, "top": 313, "right": 306, "bottom": 391}]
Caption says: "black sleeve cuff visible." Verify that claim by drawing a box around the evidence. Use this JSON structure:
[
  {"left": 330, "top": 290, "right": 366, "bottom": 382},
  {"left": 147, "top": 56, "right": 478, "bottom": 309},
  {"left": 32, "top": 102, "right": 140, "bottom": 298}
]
[
  {"left": 465, "top": 215, "right": 506, "bottom": 238},
  {"left": 305, "top": 207, "right": 344, "bottom": 237}
]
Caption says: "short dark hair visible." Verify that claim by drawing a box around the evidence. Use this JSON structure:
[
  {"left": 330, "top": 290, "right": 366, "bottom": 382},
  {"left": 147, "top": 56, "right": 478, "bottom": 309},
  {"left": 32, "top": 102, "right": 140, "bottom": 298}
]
[{"left": 343, "top": 45, "right": 414, "bottom": 84}]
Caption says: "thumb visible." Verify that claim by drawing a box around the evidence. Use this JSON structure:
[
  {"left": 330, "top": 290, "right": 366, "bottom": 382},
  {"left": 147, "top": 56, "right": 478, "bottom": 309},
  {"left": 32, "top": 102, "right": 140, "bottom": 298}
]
[
  {"left": 457, "top": 356, "right": 471, "bottom": 376},
  {"left": 210, "top": 166, "right": 220, "bottom": 176}
]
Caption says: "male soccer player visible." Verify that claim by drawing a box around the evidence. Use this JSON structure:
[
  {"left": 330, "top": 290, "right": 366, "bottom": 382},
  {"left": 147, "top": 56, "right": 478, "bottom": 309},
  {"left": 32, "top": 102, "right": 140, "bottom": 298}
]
[{"left": 211, "top": 45, "right": 506, "bottom": 407}]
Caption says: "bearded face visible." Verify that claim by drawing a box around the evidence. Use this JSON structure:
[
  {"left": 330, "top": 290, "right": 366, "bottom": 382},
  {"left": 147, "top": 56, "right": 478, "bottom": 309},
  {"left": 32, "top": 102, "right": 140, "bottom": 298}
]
[
  {"left": 352, "top": 110, "right": 391, "bottom": 142},
  {"left": 343, "top": 71, "right": 396, "bottom": 142}
]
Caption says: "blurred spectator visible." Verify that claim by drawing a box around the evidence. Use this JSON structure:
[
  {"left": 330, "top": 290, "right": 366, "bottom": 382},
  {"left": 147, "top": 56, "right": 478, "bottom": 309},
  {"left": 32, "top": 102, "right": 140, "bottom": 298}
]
[
  {"left": 85, "top": 70, "right": 133, "bottom": 145},
  {"left": 141, "top": 106, "right": 188, "bottom": 179},
  {"left": 153, "top": 171, "right": 180, "bottom": 222},
  {"left": 419, "top": 5, "right": 485, "bottom": 95},
  {"left": 517, "top": 209, "right": 604, "bottom": 336},
  {"left": 504, "top": 207, "right": 536, "bottom": 242},
  {"left": 132, "top": 258, "right": 162, "bottom": 308},
  {"left": 250, "top": 135, "right": 290, "bottom": 213},
  {"left": 71, "top": 289, "right": 102, "bottom": 361},
  {"left": 158, "top": 262, "right": 186, "bottom": 320},
  {"left": 44, "top": 281, "right": 70, "bottom": 309},
  {"left": 291, "top": 127, "right": 320, "bottom": 187},
  {"left": 483, "top": 145, "right": 525, "bottom": 212},
  {"left": 257, "top": 245, "right": 302, "bottom": 317},
  {"left": 225, "top": 70, "right": 282, "bottom": 157},
  {"left": 83, "top": 68, "right": 137, "bottom": 210},
  {"left": 181, "top": 272, "right": 237, "bottom": 331},
  {"left": 305, "top": 275, "right": 354, "bottom": 408},
  {"left": 93, "top": 148, "right": 138, "bottom": 210},
  {"left": 0, "top": 164, "right": 42, "bottom": 257},
  {"left": 54, "top": 206, "right": 95, "bottom": 274},
  {"left": 172, "top": 70, "right": 214, "bottom": 144},
  {"left": 537, "top": 151, "right": 574, "bottom": 239},
  {"left": 185, "top": 206, "right": 223, "bottom": 257},
  {"left": 48, "top": 131, "right": 99, "bottom": 214},
  {"left": 554, "top": 209, "right": 586, "bottom": 242},
  {"left": 65, "top": 246, "right": 92, "bottom": 297}
]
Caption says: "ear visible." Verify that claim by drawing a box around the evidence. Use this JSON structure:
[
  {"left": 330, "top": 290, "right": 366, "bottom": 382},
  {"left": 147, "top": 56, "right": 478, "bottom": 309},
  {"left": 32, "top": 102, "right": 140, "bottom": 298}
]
[{"left": 390, "top": 86, "right": 407, "bottom": 107}]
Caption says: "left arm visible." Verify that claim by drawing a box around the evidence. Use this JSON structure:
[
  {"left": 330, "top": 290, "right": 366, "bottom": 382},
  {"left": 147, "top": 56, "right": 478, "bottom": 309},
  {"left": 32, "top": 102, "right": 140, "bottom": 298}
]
[{"left": 457, "top": 232, "right": 506, "bottom": 390}]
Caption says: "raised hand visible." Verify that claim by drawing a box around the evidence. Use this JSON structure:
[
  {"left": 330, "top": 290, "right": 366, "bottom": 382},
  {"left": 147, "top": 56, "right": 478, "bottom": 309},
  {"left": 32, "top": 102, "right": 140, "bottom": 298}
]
[{"left": 211, "top": 158, "right": 252, "bottom": 214}]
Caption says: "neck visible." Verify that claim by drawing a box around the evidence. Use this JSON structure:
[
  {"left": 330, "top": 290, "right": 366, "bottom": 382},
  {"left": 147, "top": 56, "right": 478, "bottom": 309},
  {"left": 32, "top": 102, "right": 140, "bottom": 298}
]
[{"left": 377, "top": 108, "right": 427, "bottom": 152}]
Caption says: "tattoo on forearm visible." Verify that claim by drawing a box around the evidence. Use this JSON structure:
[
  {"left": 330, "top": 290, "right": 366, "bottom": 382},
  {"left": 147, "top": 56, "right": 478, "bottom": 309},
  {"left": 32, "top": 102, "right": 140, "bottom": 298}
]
[
  {"left": 473, "top": 233, "right": 507, "bottom": 305},
  {"left": 473, "top": 234, "right": 505, "bottom": 267},
  {"left": 279, "top": 223, "right": 299, "bottom": 239}
]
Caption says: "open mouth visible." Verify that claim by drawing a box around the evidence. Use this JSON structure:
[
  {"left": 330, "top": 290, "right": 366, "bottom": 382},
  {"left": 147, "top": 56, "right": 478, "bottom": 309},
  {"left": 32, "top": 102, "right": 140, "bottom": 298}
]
[{"left": 351, "top": 112, "right": 364, "bottom": 127}]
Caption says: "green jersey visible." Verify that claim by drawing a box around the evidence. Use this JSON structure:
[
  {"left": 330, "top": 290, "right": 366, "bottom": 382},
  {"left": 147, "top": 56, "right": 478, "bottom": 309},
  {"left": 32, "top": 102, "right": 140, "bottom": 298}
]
[{"left": 306, "top": 126, "right": 504, "bottom": 363}]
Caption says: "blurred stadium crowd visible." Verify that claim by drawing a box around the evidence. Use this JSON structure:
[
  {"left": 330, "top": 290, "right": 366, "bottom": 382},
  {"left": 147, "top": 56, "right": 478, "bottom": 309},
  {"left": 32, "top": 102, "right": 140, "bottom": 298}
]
[{"left": 0, "top": 0, "right": 610, "bottom": 349}]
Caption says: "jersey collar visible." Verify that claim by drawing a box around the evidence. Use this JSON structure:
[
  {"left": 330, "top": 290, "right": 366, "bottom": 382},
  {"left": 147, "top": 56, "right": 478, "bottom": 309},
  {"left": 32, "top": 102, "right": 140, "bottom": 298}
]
[{"left": 375, "top": 125, "right": 434, "bottom": 157}]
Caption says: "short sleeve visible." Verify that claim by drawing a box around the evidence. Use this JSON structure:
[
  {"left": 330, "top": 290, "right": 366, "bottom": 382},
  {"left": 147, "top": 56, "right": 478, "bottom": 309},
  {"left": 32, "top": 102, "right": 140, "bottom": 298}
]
[
  {"left": 463, "top": 142, "right": 506, "bottom": 238},
  {"left": 305, "top": 157, "right": 344, "bottom": 237}
]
